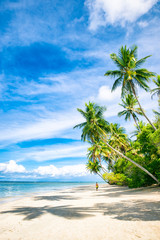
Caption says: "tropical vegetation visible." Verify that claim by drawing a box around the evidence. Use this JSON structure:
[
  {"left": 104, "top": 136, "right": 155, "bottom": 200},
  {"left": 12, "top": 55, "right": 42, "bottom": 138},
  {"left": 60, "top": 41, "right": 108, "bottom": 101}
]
[
  {"left": 74, "top": 45, "right": 160, "bottom": 188},
  {"left": 105, "top": 45, "right": 156, "bottom": 130}
]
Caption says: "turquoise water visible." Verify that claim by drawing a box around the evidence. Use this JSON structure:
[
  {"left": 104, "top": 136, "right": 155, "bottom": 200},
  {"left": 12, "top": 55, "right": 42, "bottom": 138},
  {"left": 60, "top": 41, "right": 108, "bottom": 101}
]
[{"left": 0, "top": 181, "right": 94, "bottom": 199}]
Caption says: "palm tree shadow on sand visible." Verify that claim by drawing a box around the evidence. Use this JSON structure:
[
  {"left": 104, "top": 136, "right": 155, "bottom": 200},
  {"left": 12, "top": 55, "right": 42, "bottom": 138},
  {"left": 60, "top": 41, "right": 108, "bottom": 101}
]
[
  {"left": 95, "top": 200, "right": 160, "bottom": 221},
  {"left": 0, "top": 205, "right": 95, "bottom": 221},
  {"left": 1, "top": 199, "right": 160, "bottom": 221},
  {"left": 34, "top": 194, "right": 79, "bottom": 201}
]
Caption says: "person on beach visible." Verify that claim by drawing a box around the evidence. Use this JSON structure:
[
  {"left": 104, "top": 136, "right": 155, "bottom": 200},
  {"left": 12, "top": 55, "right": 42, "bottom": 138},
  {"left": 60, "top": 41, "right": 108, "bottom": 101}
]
[{"left": 96, "top": 182, "right": 99, "bottom": 191}]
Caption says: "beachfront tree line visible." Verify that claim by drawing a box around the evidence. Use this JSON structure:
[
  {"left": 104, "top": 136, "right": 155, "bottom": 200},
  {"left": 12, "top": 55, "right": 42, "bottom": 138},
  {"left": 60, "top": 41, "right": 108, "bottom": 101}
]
[{"left": 74, "top": 45, "right": 160, "bottom": 188}]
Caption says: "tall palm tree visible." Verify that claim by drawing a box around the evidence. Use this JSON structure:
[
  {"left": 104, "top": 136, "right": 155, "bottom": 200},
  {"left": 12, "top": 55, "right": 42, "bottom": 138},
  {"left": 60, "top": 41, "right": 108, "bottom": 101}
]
[
  {"left": 118, "top": 94, "right": 143, "bottom": 129},
  {"left": 74, "top": 102, "right": 159, "bottom": 184},
  {"left": 105, "top": 45, "right": 156, "bottom": 130}
]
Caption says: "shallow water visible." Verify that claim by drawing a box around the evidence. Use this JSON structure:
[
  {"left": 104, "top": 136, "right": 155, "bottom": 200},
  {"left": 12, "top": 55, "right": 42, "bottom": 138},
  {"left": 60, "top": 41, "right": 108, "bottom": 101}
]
[{"left": 0, "top": 181, "right": 94, "bottom": 199}]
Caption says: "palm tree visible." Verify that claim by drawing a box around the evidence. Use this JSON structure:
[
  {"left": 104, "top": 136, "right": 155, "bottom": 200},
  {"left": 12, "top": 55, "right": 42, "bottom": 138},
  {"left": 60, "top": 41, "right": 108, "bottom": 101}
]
[
  {"left": 87, "top": 140, "right": 110, "bottom": 173},
  {"left": 73, "top": 102, "right": 109, "bottom": 142},
  {"left": 151, "top": 75, "right": 160, "bottom": 120},
  {"left": 131, "top": 121, "right": 145, "bottom": 138},
  {"left": 86, "top": 160, "right": 104, "bottom": 180},
  {"left": 151, "top": 75, "right": 160, "bottom": 99},
  {"left": 74, "top": 102, "right": 159, "bottom": 184},
  {"left": 105, "top": 45, "right": 156, "bottom": 130},
  {"left": 118, "top": 94, "right": 143, "bottom": 129},
  {"left": 109, "top": 123, "right": 129, "bottom": 153}
]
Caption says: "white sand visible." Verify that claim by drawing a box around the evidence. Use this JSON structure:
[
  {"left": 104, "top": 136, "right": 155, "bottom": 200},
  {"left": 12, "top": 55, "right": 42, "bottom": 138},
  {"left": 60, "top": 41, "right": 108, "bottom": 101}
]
[{"left": 0, "top": 184, "right": 160, "bottom": 240}]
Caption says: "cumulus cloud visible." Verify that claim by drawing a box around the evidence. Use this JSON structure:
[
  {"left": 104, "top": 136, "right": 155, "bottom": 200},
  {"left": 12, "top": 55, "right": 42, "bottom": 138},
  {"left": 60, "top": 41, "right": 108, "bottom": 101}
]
[
  {"left": 34, "top": 165, "right": 59, "bottom": 176},
  {"left": 0, "top": 161, "right": 88, "bottom": 178},
  {"left": 98, "top": 85, "right": 121, "bottom": 101},
  {"left": 0, "top": 160, "right": 26, "bottom": 173},
  {"left": 34, "top": 164, "right": 88, "bottom": 177},
  {"left": 86, "top": 0, "right": 158, "bottom": 30}
]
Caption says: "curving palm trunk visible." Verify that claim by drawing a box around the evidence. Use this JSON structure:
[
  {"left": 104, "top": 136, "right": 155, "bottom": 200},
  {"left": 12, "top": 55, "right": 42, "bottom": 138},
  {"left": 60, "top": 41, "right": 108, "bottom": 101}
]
[
  {"left": 130, "top": 84, "right": 157, "bottom": 130},
  {"left": 97, "top": 171, "right": 108, "bottom": 183},
  {"left": 97, "top": 155, "right": 108, "bottom": 173},
  {"left": 99, "top": 135, "right": 160, "bottom": 184},
  {"left": 132, "top": 114, "right": 140, "bottom": 131}
]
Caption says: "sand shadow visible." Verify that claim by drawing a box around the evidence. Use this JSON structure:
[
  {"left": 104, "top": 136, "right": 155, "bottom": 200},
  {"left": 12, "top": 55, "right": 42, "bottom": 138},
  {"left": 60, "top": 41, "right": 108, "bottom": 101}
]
[
  {"left": 34, "top": 194, "right": 79, "bottom": 201},
  {"left": 96, "top": 185, "right": 160, "bottom": 198},
  {"left": 95, "top": 200, "right": 160, "bottom": 221},
  {"left": 1, "top": 199, "right": 160, "bottom": 221},
  {"left": 0, "top": 205, "right": 95, "bottom": 221}
]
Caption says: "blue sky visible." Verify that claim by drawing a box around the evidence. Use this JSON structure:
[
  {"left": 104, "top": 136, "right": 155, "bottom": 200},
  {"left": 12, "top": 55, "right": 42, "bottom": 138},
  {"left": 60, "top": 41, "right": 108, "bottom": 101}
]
[{"left": 0, "top": 0, "right": 159, "bottom": 181}]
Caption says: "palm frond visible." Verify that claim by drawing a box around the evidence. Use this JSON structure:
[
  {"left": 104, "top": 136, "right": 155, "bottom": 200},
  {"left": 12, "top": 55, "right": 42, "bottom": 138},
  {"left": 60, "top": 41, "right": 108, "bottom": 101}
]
[
  {"left": 133, "top": 76, "right": 150, "bottom": 91},
  {"left": 153, "top": 109, "right": 160, "bottom": 116},
  {"left": 111, "top": 76, "right": 123, "bottom": 91},
  {"left": 135, "top": 55, "right": 151, "bottom": 68},
  {"left": 77, "top": 108, "right": 87, "bottom": 119},
  {"left": 118, "top": 110, "right": 127, "bottom": 117},
  {"left": 104, "top": 70, "right": 122, "bottom": 78},
  {"left": 151, "top": 90, "right": 160, "bottom": 99},
  {"left": 73, "top": 122, "right": 86, "bottom": 129},
  {"left": 125, "top": 112, "right": 131, "bottom": 121}
]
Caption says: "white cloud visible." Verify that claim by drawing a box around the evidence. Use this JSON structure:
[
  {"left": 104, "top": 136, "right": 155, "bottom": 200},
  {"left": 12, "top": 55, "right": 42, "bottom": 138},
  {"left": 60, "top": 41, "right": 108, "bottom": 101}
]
[
  {"left": 86, "top": 0, "right": 158, "bottom": 30},
  {"left": 34, "top": 165, "right": 59, "bottom": 176},
  {"left": 104, "top": 104, "right": 122, "bottom": 118},
  {"left": 0, "top": 160, "right": 26, "bottom": 173},
  {"left": 138, "top": 21, "right": 149, "bottom": 28},
  {"left": 16, "top": 76, "right": 76, "bottom": 96},
  {"left": 0, "top": 110, "right": 84, "bottom": 145},
  {"left": 34, "top": 164, "right": 88, "bottom": 177},
  {"left": 98, "top": 85, "right": 121, "bottom": 101},
  {"left": 0, "top": 160, "right": 88, "bottom": 177},
  {"left": 26, "top": 144, "right": 87, "bottom": 162}
]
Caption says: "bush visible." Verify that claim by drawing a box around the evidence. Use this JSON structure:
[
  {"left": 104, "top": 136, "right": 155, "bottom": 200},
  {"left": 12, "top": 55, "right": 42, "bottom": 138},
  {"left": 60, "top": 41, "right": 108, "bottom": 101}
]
[{"left": 103, "top": 172, "right": 128, "bottom": 186}]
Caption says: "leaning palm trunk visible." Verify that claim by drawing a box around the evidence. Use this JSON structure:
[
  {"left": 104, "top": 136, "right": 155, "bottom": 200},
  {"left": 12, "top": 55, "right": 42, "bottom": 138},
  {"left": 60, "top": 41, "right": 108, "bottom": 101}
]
[
  {"left": 130, "top": 84, "right": 157, "bottom": 130},
  {"left": 99, "top": 135, "right": 160, "bottom": 184},
  {"left": 97, "top": 155, "right": 108, "bottom": 173},
  {"left": 132, "top": 114, "right": 140, "bottom": 131},
  {"left": 97, "top": 171, "right": 108, "bottom": 183}
]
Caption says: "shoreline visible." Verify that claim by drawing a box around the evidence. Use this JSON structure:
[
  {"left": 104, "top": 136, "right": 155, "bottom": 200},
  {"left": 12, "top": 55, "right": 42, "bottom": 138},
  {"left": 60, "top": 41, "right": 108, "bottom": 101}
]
[
  {"left": 0, "top": 182, "right": 96, "bottom": 204},
  {"left": 0, "top": 184, "right": 160, "bottom": 240}
]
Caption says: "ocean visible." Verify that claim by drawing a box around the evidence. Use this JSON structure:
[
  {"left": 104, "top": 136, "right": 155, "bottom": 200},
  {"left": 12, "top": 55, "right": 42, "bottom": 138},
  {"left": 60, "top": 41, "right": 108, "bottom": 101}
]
[{"left": 0, "top": 181, "right": 94, "bottom": 200}]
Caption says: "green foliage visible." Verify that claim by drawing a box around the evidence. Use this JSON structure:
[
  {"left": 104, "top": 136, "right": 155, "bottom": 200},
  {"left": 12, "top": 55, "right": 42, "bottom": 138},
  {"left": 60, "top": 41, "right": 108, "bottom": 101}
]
[
  {"left": 113, "top": 123, "right": 160, "bottom": 188},
  {"left": 86, "top": 160, "right": 102, "bottom": 174},
  {"left": 105, "top": 45, "right": 157, "bottom": 131},
  {"left": 75, "top": 45, "right": 160, "bottom": 188},
  {"left": 118, "top": 94, "right": 142, "bottom": 129},
  {"left": 151, "top": 128, "right": 160, "bottom": 154},
  {"left": 103, "top": 172, "right": 128, "bottom": 186},
  {"left": 105, "top": 45, "right": 155, "bottom": 97},
  {"left": 151, "top": 75, "right": 160, "bottom": 99}
]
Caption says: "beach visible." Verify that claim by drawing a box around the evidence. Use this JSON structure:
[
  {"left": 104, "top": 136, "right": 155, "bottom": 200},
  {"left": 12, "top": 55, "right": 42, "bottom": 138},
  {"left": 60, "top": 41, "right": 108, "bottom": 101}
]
[{"left": 0, "top": 184, "right": 160, "bottom": 240}]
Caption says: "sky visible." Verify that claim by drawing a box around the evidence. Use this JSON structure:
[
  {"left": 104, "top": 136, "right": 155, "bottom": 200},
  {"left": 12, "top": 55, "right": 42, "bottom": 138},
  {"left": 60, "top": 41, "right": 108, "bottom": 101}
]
[{"left": 0, "top": 0, "right": 159, "bottom": 181}]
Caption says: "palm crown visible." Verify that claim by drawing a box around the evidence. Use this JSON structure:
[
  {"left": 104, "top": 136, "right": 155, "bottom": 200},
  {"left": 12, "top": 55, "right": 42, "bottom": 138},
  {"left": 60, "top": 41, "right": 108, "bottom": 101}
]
[
  {"left": 105, "top": 45, "right": 156, "bottom": 130},
  {"left": 73, "top": 102, "right": 109, "bottom": 142},
  {"left": 105, "top": 45, "right": 155, "bottom": 96},
  {"left": 109, "top": 123, "right": 129, "bottom": 152},
  {"left": 118, "top": 94, "right": 142, "bottom": 127}
]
